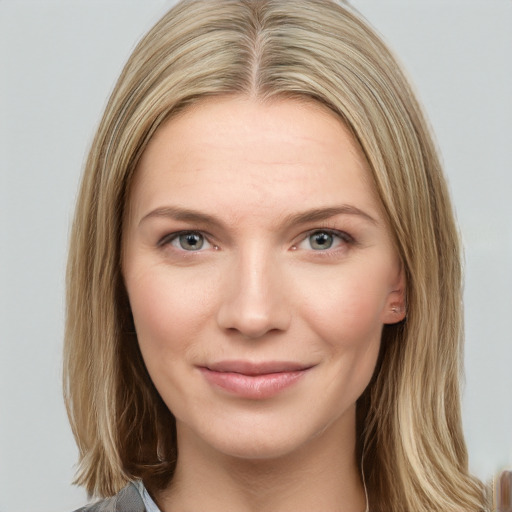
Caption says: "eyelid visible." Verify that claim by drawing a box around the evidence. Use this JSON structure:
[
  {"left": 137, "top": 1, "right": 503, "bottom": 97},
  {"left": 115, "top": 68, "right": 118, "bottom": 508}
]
[
  {"left": 158, "top": 230, "right": 216, "bottom": 251},
  {"left": 294, "top": 228, "right": 355, "bottom": 251}
]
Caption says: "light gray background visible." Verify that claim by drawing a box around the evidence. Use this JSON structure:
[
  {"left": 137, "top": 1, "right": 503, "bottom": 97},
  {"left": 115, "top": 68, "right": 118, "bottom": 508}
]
[{"left": 1, "top": 1, "right": 511, "bottom": 511}]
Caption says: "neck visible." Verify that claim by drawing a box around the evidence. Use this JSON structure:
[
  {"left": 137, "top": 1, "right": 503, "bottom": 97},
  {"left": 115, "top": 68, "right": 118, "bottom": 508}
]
[{"left": 156, "top": 410, "right": 367, "bottom": 512}]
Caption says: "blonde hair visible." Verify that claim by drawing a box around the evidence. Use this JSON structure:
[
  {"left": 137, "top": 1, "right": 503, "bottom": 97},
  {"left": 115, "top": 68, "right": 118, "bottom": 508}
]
[{"left": 64, "top": 1, "right": 487, "bottom": 510}]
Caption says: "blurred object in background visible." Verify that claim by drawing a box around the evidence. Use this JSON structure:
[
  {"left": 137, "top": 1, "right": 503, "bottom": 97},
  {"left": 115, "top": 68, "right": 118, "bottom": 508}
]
[{"left": 496, "top": 470, "right": 512, "bottom": 512}]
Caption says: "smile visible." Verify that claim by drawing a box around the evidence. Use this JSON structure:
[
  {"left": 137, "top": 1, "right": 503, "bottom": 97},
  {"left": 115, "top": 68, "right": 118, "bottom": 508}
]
[{"left": 199, "top": 360, "right": 313, "bottom": 399}]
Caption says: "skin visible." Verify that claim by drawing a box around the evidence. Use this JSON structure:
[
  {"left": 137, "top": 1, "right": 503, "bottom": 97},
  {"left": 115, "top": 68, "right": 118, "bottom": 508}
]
[{"left": 122, "top": 96, "right": 406, "bottom": 512}]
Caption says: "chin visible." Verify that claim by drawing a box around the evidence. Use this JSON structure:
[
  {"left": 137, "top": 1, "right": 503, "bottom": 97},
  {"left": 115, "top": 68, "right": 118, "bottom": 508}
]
[
  {"left": 179, "top": 401, "right": 355, "bottom": 464},
  {"left": 208, "top": 432, "right": 310, "bottom": 462}
]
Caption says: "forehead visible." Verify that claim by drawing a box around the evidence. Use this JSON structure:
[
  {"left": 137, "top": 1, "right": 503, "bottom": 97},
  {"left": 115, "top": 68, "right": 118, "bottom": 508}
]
[{"left": 127, "top": 96, "right": 381, "bottom": 223}]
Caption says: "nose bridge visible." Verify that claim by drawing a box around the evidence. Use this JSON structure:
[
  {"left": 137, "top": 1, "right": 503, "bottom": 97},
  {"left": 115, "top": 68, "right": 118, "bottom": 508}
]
[{"left": 216, "top": 241, "right": 290, "bottom": 338}]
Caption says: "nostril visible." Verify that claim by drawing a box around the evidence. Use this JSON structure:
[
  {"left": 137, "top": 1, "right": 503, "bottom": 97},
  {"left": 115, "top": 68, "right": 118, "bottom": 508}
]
[
  {"left": 222, "top": 313, "right": 280, "bottom": 339},
  {"left": 217, "top": 298, "right": 291, "bottom": 339}
]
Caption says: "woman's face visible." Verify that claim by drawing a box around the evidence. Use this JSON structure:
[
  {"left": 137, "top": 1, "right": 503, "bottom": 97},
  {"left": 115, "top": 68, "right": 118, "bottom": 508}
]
[{"left": 122, "top": 97, "right": 405, "bottom": 461}]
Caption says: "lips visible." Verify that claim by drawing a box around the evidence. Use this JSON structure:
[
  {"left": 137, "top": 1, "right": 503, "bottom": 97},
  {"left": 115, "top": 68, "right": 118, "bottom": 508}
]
[{"left": 199, "top": 360, "right": 313, "bottom": 399}]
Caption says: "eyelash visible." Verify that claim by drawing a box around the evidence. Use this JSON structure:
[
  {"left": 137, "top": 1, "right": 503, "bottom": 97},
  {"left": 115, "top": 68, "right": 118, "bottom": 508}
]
[
  {"left": 158, "top": 231, "right": 217, "bottom": 252},
  {"left": 294, "top": 229, "right": 355, "bottom": 252},
  {"left": 157, "top": 228, "right": 355, "bottom": 254}
]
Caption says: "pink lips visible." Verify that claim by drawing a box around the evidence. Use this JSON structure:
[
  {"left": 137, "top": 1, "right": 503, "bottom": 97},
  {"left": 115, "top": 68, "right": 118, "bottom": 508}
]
[{"left": 199, "top": 360, "right": 311, "bottom": 399}]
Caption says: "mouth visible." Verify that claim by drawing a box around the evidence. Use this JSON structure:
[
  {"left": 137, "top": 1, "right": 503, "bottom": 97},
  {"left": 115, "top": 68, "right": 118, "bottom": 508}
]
[{"left": 198, "top": 360, "right": 314, "bottom": 399}]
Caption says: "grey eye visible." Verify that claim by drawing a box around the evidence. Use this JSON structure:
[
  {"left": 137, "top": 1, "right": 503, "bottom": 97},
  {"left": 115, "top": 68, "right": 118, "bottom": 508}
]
[
  {"left": 309, "top": 231, "right": 334, "bottom": 250},
  {"left": 177, "top": 232, "right": 205, "bottom": 251}
]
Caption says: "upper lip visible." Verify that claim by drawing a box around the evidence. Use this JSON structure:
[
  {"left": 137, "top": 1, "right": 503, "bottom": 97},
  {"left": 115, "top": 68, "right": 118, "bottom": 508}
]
[{"left": 202, "top": 360, "right": 314, "bottom": 376}]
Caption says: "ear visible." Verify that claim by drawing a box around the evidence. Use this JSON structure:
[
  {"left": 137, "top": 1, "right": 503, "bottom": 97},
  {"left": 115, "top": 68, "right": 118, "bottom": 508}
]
[{"left": 382, "top": 264, "right": 406, "bottom": 325}]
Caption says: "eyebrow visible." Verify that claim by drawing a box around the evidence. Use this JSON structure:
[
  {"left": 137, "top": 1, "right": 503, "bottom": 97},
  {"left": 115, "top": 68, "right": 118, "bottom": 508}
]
[
  {"left": 139, "top": 205, "right": 378, "bottom": 228},
  {"left": 282, "top": 205, "right": 377, "bottom": 226},
  {"left": 139, "top": 206, "right": 225, "bottom": 229}
]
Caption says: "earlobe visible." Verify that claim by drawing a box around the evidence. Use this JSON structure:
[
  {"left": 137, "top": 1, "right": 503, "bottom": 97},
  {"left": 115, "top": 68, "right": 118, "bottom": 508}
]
[
  {"left": 385, "top": 303, "right": 406, "bottom": 324},
  {"left": 383, "top": 267, "right": 407, "bottom": 325}
]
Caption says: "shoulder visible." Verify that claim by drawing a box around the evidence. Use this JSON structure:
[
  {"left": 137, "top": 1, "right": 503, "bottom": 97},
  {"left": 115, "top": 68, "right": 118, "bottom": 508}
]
[{"left": 73, "top": 482, "right": 146, "bottom": 512}]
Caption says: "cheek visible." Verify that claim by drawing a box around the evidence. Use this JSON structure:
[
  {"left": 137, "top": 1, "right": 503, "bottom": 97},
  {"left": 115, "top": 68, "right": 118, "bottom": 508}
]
[
  {"left": 126, "top": 267, "right": 215, "bottom": 365},
  {"left": 296, "top": 261, "right": 392, "bottom": 350},
  {"left": 125, "top": 267, "right": 220, "bottom": 420}
]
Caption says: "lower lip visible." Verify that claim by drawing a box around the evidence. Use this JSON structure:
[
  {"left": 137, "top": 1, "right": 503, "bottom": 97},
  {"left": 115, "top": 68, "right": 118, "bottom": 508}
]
[{"left": 199, "top": 368, "right": 308, "bottom": 399}]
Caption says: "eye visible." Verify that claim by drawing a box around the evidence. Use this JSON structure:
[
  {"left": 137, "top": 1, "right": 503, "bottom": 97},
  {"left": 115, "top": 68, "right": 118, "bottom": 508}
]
[
  {"left": 161, "top": 231, "right": 214, "bottom": 251},
  {"left": 308, "top": 231, "right": 335, "bottom": 250},
  {"left": 296, "top": 230, "right": 352, "bottom": 251}
]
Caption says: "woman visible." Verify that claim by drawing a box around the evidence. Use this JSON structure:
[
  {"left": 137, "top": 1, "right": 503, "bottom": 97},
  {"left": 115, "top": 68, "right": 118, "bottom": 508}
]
[{"left": 64, "top": 0, "right": 488, "bottom": 510}]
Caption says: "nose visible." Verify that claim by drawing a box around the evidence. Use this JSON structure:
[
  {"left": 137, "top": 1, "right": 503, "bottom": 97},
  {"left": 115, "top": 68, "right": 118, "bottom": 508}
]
[{"left": 216, "top": 248, "right": 291, "bottom": 339}]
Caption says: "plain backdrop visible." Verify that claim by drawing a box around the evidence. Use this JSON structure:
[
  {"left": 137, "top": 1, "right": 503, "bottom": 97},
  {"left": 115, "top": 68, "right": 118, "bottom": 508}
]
[{"left": 0, "top": 1, "right": 511, "bottom": 511}]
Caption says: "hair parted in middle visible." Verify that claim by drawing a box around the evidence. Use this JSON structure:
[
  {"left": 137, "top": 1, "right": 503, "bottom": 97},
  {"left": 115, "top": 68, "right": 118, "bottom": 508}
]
[{"left": 64, "top": 1, "right": 486, "bottom": 510}]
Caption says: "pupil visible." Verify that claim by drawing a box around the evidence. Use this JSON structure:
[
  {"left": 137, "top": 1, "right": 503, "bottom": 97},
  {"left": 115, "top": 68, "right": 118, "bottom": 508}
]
[
  {"left": 180, "top": 233, "right": 203, "bottom": 250},
  {"left": 311, "top": 231, "right": 332, "bottom": 250}
]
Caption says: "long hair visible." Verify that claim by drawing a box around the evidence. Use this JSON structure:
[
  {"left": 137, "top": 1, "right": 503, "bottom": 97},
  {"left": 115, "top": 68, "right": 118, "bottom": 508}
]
[{"left": 64, "top": 1, "right": 487, "bottom": 510}]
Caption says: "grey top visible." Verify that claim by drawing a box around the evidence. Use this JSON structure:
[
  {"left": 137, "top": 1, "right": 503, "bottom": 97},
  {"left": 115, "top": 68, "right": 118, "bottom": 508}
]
[
  {"left": 73, "top": 482, "right": 148, "bottom": 512},
  {"left": 133, "top": 480, "right": 162, "bottom": 512}
]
